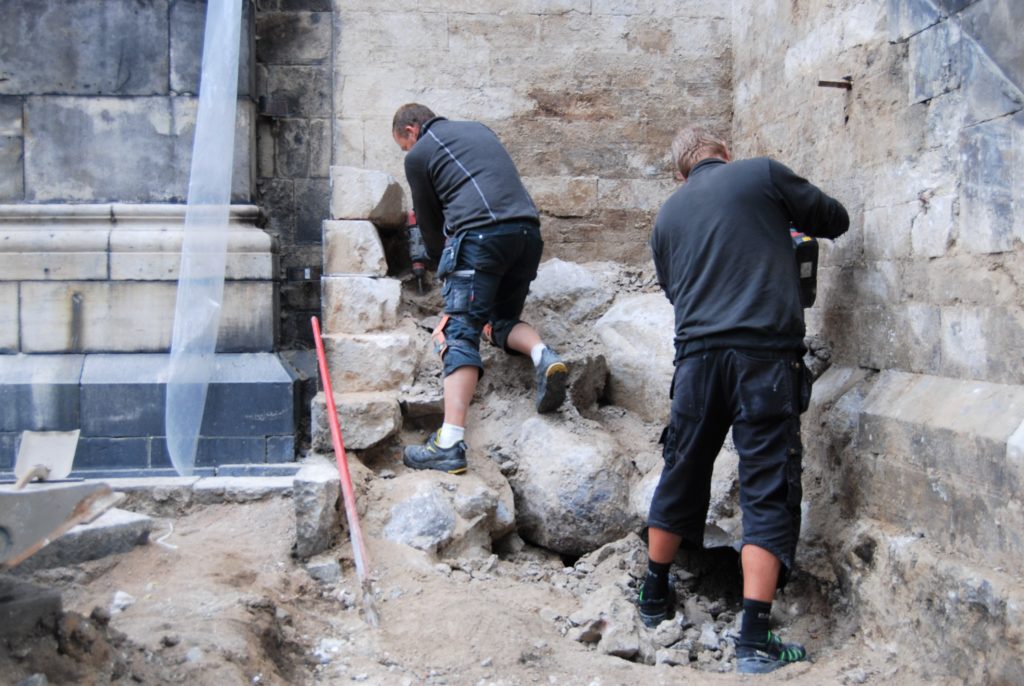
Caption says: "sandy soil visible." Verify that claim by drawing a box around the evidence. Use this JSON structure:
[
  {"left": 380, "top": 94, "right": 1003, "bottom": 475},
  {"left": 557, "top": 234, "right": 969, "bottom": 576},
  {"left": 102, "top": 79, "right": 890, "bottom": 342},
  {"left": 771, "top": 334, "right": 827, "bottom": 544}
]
[{"left": 2, "top": 493, "right": 954, "bottom": 686}]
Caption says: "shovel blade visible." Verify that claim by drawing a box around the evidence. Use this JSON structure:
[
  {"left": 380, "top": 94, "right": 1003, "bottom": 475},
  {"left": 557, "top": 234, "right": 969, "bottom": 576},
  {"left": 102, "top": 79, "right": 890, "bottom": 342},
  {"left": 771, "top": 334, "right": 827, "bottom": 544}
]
[{"left": 14, "top": 430, "right": 81, "bottom": 483}]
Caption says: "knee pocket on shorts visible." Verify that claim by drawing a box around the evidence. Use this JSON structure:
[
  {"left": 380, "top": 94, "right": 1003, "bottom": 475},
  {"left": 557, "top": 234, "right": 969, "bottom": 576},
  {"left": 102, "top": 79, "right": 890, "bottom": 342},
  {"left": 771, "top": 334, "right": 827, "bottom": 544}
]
[{"left": 442, "top": 271, "right": 474, "bottom": 314}]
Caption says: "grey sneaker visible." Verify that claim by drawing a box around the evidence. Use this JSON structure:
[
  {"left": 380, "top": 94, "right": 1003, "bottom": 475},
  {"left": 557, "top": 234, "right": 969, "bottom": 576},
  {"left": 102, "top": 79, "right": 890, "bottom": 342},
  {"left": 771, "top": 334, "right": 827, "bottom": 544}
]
[
  {"left": 535, "top": 348, "right": 568, "bottom": 413},
  {"left": 403, "top": 431, "right": 468, "bottom": 474},
  {"left": 735, "top": 631, "right": 808, "bottom": 673}
]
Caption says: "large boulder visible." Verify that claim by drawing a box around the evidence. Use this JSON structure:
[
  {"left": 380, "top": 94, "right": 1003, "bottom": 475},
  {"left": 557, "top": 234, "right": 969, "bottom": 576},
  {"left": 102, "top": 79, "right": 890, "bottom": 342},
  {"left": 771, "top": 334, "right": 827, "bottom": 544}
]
[
  {"left": 508, "top": 417, "right": 640, "bottom": 556},
  {"left": 594, "top": 293, "right": 675, "bottom": 423}
]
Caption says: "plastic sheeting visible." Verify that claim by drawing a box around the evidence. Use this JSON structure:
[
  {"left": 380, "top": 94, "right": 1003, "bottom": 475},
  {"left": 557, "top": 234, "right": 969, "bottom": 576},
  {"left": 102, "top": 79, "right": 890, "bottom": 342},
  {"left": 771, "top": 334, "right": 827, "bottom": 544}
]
[{"left": 165, "top": 0, "right": 243, "bottom": 476}]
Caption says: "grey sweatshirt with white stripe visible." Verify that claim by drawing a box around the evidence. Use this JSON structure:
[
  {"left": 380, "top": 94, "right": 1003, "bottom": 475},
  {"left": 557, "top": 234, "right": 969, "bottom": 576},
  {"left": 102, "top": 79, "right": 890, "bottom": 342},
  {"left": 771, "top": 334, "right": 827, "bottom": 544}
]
[{"left": 404, "top": 117, "right": 539, "bottom": 260}]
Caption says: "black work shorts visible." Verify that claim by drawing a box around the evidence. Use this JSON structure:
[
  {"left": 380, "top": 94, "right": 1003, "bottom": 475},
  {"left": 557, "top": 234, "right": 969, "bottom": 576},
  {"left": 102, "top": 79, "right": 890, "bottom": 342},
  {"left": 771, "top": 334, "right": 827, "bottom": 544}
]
[{"left": 646, "top": 347, "right": 810, "bottom": 574}]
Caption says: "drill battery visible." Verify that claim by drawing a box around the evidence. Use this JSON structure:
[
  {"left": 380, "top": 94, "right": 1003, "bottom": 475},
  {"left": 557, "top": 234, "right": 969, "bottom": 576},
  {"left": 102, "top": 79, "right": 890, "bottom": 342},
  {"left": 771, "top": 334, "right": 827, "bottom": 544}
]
[{"left": 790, "top": 229, "right": 818, "bottom": 308}]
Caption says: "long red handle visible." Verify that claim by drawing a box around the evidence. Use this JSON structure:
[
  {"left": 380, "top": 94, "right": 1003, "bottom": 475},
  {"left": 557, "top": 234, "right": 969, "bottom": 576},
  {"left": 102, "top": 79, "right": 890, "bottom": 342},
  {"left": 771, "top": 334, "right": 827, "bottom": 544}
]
[{"left": 310, "top": 316, "right": 372, "bottom": 591}]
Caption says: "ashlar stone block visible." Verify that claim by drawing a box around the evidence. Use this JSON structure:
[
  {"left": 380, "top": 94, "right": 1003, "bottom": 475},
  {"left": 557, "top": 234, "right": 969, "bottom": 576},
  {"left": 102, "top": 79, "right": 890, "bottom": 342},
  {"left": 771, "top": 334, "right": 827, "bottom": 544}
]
[
  {"left": 321, "top": 276, "right": 401, "bottom": 334},
  {"left": 322, "top": 332, "right": 418, "bottom": 393},
  {"left": 908, "top": 21, "right": 962, "bottom": 104},
  {"left": 310, "top": 391, "right": 401, "bottom": 451},
  {"left": 959, "top": 117, "right": 1016, "bottom": 254},
  {"left": 522, "top": 176, "right": 598, "bottom": 217},
  {"left": 0, "top": 283, "right": 16, "bottom": 352},
  {"left": 329, "top": 166, "right": 406, "bottom": 229},
  {"left": 322, "top": 220, "right": 388, "bottom": 276}
]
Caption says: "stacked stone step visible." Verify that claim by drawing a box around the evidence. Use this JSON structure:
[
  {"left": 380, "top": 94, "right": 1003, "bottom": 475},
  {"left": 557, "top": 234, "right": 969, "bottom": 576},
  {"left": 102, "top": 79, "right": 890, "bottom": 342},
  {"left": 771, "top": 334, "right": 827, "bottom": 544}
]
[{"left": 311, "top": 166, "right": 413, "bottom": 451}]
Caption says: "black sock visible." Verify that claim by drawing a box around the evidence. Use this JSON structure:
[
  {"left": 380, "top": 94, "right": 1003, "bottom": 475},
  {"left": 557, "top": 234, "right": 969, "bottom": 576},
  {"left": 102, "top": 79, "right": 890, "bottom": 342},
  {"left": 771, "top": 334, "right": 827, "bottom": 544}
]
[
  {"left": 739, "top": 598, "right": 772, "bottom": 646},
  {"left": 641, "top": 559, "right": 671, "bottom": 601}
]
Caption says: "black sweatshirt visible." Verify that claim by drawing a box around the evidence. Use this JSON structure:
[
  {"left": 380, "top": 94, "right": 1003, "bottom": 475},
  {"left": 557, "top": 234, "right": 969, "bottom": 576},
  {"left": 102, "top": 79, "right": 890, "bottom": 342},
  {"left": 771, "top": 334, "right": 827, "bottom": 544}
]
[
  {"left": 650, "top": 156, "right": 849, "bottom": 359},
  {"left": 404, "top": 117, "right": 539, "bottom": 260}
]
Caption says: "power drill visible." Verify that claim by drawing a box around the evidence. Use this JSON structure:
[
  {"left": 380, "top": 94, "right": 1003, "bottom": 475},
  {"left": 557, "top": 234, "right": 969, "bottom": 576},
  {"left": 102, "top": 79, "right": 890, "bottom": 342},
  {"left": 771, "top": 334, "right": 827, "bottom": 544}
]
[
  {"left": 790, "top": 228, "right": 819, "bottom": 308},
  {"left": 405, "top": 210, "right": 429, "bottom": 294}
]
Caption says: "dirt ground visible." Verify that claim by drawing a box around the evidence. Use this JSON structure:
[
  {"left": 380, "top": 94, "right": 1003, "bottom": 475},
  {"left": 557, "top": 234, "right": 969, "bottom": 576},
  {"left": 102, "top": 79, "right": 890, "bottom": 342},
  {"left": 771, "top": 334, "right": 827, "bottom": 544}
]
[{"left": 2, "top": 491, "right": 957, "bottom": 686}]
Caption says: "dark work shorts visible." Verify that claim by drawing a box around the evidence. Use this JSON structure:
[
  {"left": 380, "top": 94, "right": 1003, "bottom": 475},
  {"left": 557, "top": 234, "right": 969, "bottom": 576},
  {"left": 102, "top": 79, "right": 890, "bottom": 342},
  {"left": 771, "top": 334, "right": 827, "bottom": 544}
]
[
  {"left": 646, "top": 347, "right": 811, "bottom": 577},
  {"left": 435, "top": 221, "right": 543, "bottom": 377}
]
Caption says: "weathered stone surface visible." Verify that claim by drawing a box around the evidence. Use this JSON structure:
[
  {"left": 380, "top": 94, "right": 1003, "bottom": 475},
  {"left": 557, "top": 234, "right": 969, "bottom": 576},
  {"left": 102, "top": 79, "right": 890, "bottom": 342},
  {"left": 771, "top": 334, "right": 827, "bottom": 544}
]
[
  {"left": 959, "top": 116, "right": 1017, "bottom": 255},
  {"left": 0, "top": 575, "right": 62, "bottom": 637},
  {"left": 329, "top": 166, "right": 406, "bottom": 229},
  {"left": 526, "top": 259, "right": 616, "bottom": 324},
  {"left": 169, "top": 0, "right": 253, "bottom": 96},
  {"left": 0, "top": 354, "right": 83, "bottom": 432},
  {"left": 256, "top": 12, "right": 333, "bottom": 66},
  {"left": 373, "top": 470, "right": 513, "bottom": 558},
  {"left": 192, "top": 476, "right": 293, "bottom": 504},
  {"left": 0, "top": 136, "right": 22, "bottom": 201},
  {"left": 13, "top": 508, "right": 152, "bottom": 574},
  {"left": 908, "top": 21, "right": 961, "bottom": 104},
  {"left": 567, "top": 586, "right": 647, "bottom": 661},
  {"left": 594, "top": 294, "right": 674, "bottom": 423},
  {"left": 522, "top": 176, "right": 597, "bottom": 217},
  {"left": 0, "top": 284, "right": 16, "bottom": 352},
  {"left": 23, "top": 97, "right": 253, "bottom": 203},
  {"left": 264, "top": 65, "right": 331, "bottom": 118},
  {"left": 322, "top": 329, "right": 420, "bottom": 393},
  {"left": 321, "top": 277, "right": 401, "bottom": 333},
  {"left": 0, "top": 0, "right": 169, "bottom": 95},
  {"left": 509, "top": 417, "right": 640, "bottom": 556},
  {"left": 323, "top": 220, "right": 388, "bottom": 276},
  {"left": 20, "top": 281, "right": 274, "bottom": 353},
  {"left": 293, "top": 460, "right": 341, "bottom": 559},
  {"left": 310, "top": 391, "right": 401, "bottom": 451}
]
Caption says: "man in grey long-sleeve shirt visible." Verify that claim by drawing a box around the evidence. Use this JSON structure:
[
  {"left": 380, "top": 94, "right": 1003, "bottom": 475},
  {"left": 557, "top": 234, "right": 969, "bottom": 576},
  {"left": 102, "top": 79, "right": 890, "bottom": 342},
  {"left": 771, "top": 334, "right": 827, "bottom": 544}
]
[
  {"left": 392, "top": 103, "right": 568, "bottom": 475},
  {"left": 638, "top": 125, "right": 849, "bottom": 674}
]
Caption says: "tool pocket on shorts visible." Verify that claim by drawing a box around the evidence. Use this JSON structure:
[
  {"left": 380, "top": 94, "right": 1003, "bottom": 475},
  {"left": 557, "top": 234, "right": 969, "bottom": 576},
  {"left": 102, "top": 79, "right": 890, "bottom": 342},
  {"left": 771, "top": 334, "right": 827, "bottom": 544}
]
[
  {"left": 670, "top": 356, "right": 705, "bottom": 422},
  {"left": 442, "top": 270, "right": 474, "bottom": 314},
  {"left": 436, "top": 233, "right": 465, "bottom": 280},
  {"left": 735, "top": 350, "right": 793, "bottom": 422}
]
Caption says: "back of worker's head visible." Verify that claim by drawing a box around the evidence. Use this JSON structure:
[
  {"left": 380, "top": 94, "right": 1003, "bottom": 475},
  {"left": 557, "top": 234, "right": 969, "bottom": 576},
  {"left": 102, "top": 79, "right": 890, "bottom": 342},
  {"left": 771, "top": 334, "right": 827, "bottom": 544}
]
[
  {"left": 671, "top": 125, "right": 730, "bottom": 179},
  {"left": 392, "top": 103, "right": 436, "bottom": 135}
]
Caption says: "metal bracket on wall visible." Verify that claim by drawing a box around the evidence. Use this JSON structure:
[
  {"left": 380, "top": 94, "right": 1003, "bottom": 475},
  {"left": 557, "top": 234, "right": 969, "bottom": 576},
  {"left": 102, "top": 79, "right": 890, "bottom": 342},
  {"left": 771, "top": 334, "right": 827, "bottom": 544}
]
[{"left": 818, "top": 76, "right": 853, "bottom": 90}]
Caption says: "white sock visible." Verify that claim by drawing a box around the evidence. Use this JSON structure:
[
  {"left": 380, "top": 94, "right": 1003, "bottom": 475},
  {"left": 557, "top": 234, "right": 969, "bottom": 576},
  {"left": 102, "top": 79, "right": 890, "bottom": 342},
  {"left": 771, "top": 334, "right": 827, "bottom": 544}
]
[
  {"left": 530, "top": 343, "right": 547, "bottom": 366},
  {"left": 437, "top": 423, "right": 465, "bottom": 448}
]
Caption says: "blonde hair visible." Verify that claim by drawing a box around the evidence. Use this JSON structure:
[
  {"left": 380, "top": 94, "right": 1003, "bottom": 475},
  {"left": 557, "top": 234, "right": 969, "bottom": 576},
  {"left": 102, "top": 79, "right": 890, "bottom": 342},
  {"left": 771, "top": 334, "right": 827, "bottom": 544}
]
[{"left": 670, "top": 126, "right": 729, "bottom": 178}]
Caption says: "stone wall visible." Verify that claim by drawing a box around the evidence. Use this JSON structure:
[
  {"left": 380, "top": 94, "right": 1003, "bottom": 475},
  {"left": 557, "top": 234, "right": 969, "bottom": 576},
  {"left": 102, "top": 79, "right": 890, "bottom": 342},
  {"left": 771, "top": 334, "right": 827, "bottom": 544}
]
[
  {"left": 332, "top": 0, "right": 732, "bottom": 264},
  {"left": 254, "top": 0, "right": 334, "bottom": 347},
  {"left": 0, "top": 0, "right": 256, "bottom": 204},
  {"left": 732, "top": 0, "right": 1024, "bottom": 681}
]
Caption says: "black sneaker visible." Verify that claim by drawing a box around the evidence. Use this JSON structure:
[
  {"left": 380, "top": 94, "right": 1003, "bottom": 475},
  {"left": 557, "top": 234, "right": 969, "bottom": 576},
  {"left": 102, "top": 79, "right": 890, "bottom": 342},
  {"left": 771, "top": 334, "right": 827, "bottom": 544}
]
[
  {"left": 402, "top": 432, "right": 468, "bottom": 474},
  {"left": 637, "top": 584, "right": 676, "bottom": 628},
  {"left": 735, "top": 631, "right": 808, "bottom": 674},
  {"left": 534, "top": 348, "right": 568, "bottom": 413}
]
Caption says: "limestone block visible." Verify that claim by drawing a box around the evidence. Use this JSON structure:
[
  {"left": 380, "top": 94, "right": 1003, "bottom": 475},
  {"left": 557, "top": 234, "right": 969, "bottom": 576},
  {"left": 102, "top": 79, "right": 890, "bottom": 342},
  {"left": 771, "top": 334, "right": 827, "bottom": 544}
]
[
  {"left": 12, "top": 507, "right": 152, "bottom": 574},
  {"left": 169, "top": 0, "right": 253, "bottom": 96},
  {"left": 0, "top": 136, "right": 22, "bottom": 200},
  {"left": 322, "top": 331, "right": 418, "bottom": 393},
  {"left": 310, "top": 118, "right": 332, "bottom": 178},
  {"left": 959, "top": 118, "right": 1017, "bottom": 254},
  {"left": 293, "top": 460, "right": 341, "bottom": 559},
  {"left": 108, "top": 227, "right": 275, "bottom": 281},
  {"left": 510, "top": 417, "right": 640, "bottom": 556},
  {"left": 597, "top": 177, "right": 675, "bottom": 212},
  {"left": 321, "top": 277, "right": 400, "bottom": 334},
  {"left": 0, "top": 283, "right": 17, "bottom": 352},
  {"left": 522, "top": 176, "right": 598, "bottom": 217},
  {"left": 594, "top": 293, "right": 675, "bottom": 423},
  {"left": 338, "top": 11, "right": 448, "bottom": 54},
  {"left": 0, "top": 230, "right": 108, "bottom": 281},
  {"left": 862, "top": 202, "right": 914, "bottom": 261},
  {"left": 310, "top": 391, "right": 401, "bottom": 451},
  {"left": 264, "top": 65, "right": 332, "bottom": 118},
  {"left": 192, "top": 476, "right": 294, "bottom": 504},
  {"left": 323, "top": 220, "right": 388, "bottom": 276},
  {"left": 886, "top": 0, "right": 940, "bottom": 42},
  {"left": 256, "top": 12, "right": 332, "bottom": 65},
  {"left": 960, "top": 0, "right": 1024, "bottom": 91},
  {"left": 382, "top": 485, "right": 457, "bottom": 554},
  {"left": 0, "top": 0, "right": 169, "bottom": 95},
  {"left": 170, "top": 99, "right": 255, "bottom": 203},
  {"left": 20, "top": 281, "right": 274, "bottom": 353},
  {"left": 295, "top": 178, "right": 332, "bottom": 243},
  {"left": 333, "top": 119, "right": 365, "bottom": 171},
  {"left": 941, "top": 305, "right": 1024, "bottom": 383},
  {"left": 961, "top": 34, "right": 1024, "bottom": 127},
  {"left": 908, "top": 21, "right": 962, "bottom": 105},
  {"left": 329, "top": 166, "right": 406, "bottom": 229},
  {"left": 910, "top": 194, "right": 955, "bottom": 258},
  {"left": 846, "top": 304, "right": 941, "bottom": 374}
]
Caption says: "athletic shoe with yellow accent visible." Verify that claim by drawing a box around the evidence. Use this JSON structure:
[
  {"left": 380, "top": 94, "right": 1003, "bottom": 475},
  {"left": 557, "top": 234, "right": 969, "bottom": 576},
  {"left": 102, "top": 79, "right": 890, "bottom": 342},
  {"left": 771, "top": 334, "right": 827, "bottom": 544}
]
[
  {"left": 535, "top": 348, "right": 568, "bottom": 413},
  {"left": 735, "top": 631, "right": 808, "bottom": 674},
  {"left": 402, "top": 431, "right": 468, "bottom": 474}
]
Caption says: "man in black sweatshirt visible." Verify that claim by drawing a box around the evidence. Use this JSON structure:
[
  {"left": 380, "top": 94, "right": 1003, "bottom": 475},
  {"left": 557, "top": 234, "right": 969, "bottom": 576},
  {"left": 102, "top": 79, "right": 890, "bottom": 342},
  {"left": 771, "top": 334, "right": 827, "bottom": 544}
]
[
  {"left": 392, "top": 103, "right": 568, "bottom": 474},
  {"left": 639, "top": 125, "right": 849, "bottom": 674}
]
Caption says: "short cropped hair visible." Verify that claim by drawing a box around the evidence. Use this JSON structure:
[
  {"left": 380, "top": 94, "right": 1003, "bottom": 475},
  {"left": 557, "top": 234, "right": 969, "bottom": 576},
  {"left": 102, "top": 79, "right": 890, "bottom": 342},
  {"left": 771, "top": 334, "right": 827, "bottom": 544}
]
[
  {"left": 392, "top": 103, "right": 437, "bottom": 134},
  {"left": 670, "top": 125, "right": 730, "bottom": 179}
]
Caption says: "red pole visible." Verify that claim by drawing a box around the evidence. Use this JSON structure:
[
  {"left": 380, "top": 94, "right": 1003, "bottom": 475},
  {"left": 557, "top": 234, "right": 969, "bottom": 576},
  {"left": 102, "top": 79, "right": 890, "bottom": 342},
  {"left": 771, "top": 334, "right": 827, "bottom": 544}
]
[{"left": 310, "top": 316, "right": 378, "bottom": 627}]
